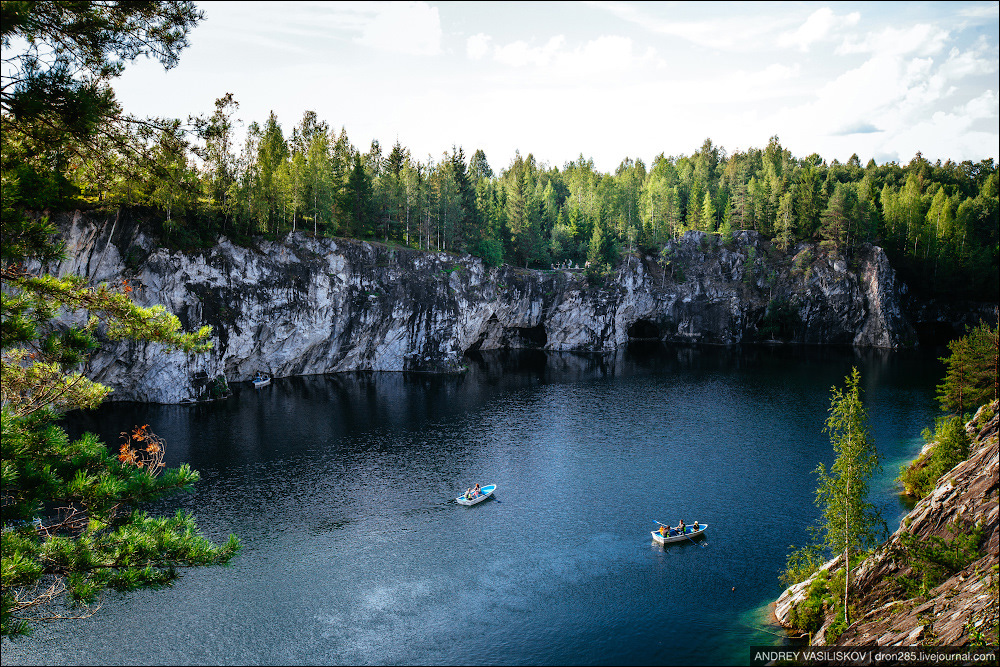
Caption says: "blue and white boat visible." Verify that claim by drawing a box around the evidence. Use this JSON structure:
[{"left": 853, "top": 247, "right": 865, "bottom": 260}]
[
  {"left": 651, "top": 522, "right": 707, "bottom": 544},
  {"left": 251, "top": 372, "right": 271, "bottom": 389},
  {"left": 456, "top": 484, "right": 496, "bottom": 506}
]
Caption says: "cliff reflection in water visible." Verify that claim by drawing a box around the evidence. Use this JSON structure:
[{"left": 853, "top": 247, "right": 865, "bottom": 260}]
[
  {"left": 65, "top": 343, "right": 938, "bottom": 473},
  {"left": 35, "top": 344, "right": 944, "bottom": 667}
]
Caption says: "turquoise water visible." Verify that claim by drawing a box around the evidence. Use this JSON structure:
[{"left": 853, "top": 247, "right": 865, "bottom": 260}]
[{"left": 2, "top": 345, "right": 941, "bottom": 665}]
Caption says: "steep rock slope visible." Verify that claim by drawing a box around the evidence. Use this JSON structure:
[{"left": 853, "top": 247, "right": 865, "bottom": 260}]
[
  {"left": 775, "top": 402, "right": 999, "bottom": 646},
  {"left": 42, "top": 211, "right": 916, "bottom": 403}
]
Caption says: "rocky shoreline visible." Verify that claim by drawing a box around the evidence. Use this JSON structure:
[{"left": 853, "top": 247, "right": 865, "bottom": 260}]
[{"left": 773, "top": 401, "right": 999, "bottom": 647}]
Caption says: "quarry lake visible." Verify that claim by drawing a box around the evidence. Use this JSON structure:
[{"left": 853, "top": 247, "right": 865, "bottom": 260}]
[{"left": 4, "top": 344, "right": 942, "bottom": 666}]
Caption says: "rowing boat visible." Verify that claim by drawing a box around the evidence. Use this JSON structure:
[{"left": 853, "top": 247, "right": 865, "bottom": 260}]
[
  {"left": 651, "top": 523, "right": 708, "bottom": 544},
  {"left": 456, "top": 484, "right": 496, "bottom": 506}
]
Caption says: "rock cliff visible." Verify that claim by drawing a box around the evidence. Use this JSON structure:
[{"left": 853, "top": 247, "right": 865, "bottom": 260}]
[
  {"left": 41, "top": 210, "right": 917, "bottom": 403},
  {"left": 774, "top": 401, "right": 999, "bottom": 647}
]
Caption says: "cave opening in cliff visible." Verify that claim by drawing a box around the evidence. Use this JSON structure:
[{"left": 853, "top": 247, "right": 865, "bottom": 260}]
[
  {"left": 515, "top": 324, "right": 547, "bottom": 348},
  {"left": 627, "top": 319, "right": 662, "bottom": 340}
]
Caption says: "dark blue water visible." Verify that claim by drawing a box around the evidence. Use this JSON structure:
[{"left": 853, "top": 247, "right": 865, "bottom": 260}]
[{"left": 2, "top": 345, "right": 942, "bottom": 666}]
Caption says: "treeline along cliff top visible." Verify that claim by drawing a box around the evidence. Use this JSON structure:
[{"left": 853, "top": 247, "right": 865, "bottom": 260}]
[{"left": 4, "top": 114, "right": 998, "bottom": 302}]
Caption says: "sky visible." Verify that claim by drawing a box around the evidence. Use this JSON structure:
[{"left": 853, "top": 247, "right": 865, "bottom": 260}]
[{"left": 110, "top": 1, "right": 1000, "bottom": 174}]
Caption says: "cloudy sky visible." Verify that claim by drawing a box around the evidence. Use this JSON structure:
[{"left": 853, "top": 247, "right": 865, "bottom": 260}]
[{"left": 111, "top": 1, "right": 1000, "bottom": 173}]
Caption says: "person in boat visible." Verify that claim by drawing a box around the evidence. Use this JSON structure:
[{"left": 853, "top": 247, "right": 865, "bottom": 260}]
[
  {"left": 659, "top": 525, "right": 667, "bottom": 537},
  {"left": 676, "top": 519, "right": 686, "bottom": 534},
  {"left": 473, "top": 483, "right": 481, "bottom": 497},
  {"left": 693, "top": 520, "right": 700, "bottom": 531},
  {"left": 465, "top": 488, "right": 473, "bottom": 500}
]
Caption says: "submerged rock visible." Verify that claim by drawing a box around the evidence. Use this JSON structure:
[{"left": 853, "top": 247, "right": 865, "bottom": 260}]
[{"left": 42, "top": 211, "right": 918, "bottom": 403}]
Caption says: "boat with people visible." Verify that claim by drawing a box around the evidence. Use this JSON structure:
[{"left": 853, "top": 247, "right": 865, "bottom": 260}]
[
  {"left": 456, "top": 484, "right": 496, "bottom": 506},
  {"left": 251, "top": 372, "right": 271, "bottom": 388},
  {"left": 651, "top": 521, "right": 708, "bottom": 544}
]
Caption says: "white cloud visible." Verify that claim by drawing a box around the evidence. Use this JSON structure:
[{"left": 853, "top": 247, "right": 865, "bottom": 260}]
[
  {"left": 776, "top": 7, "right": 860, "bottom": 52},
  {"left": 587, "top": 0, "right": 795, "bottom": 51},
  {"left": 887, "top": 102, "right": 998, "bottom": 162},
  {"left": 355, "top": 1, "right": 442, "bottom": 56},
  {"left": 937, "top": 44, "right": 999, "bottom": 80},
  {"left": 467, "top": 33, "right": 491, "bottom": 60},
  {"left": 554, "top": 35, "right": 655, "bottom": 76},
  {"left": 963, "top": 89, "right": 999, "bottom": 120},
  {"left": 108, "top": 1, "right": 998, "bottom": 172},
  {"left": 493, "top": 35, "right": 566, "bottom": 67},
  {"left": 485, "top": 34, "right": 656, "bottom": 79},
  {"left": 956, "top": 4, "right": 1000, "bottom": 19},
  {"left": 837, "top": 24, "right": 950, "bottom": 57}
]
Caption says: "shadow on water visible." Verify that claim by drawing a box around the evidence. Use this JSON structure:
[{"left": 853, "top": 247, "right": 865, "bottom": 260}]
[{"left": 29, "top": 343, "right": 944, "bottom": 667}]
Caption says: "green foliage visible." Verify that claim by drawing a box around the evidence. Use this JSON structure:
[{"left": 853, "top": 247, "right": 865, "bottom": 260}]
[
  {"left": 815, "top": 368, "right": 886, "bottom": 559},
  {"left": 965, "top": 564, "right": 999, "bottom": 646},
  {"left": 4, "top": 6, "right": 998, "bottom": 294},
  {"left": 1, "top": 1, "right": 238, "bottom": 639},
  {"left": 717, "top": 217, "right": 733, "bottom": 248},
  {"left": 585, "top": 261, "right": 613, "bottom": 287},
  {"left": 937, "top": 322, "right": 999, "bottom": 416},
  {"left": 786, "top": 565, "right": 851, "bottom": 642},
  {"left": 898, "top": 416, "right": 971, "bottom": 498},
  {"left": 473, "top": 238, "right": 504, "bottom": 268},
  {"left": 973, "top": 402, "right": 995, "bottom": 428},
  {"left": 1, "top": 412, "right": 240, "bottom": 638},
  {"left": 781, "top": 543, "right": 824, "bottom": 587},
  {"left": 825, "top": 604, "right": 849, "bottom": 644},
  {"left": 208, "top": 375, "right": 229, "bottom": 398},
  {"left": 781, "top": 370, "right": 886, "bottom": 632},
  {"left": 743, "top": 246, "right": 756, "bottom": 285},
  {"left": 1, "top": 1, "right": 203, "bottom": 148},
  {"left": 788, "top": 569, "right": 833, "bottom": 634},
  {"left": 808, "top": 368, "right": 885, "bottom": 627},
  {"left": 894, "top": 522, "right": 984, "bottom": 598}
]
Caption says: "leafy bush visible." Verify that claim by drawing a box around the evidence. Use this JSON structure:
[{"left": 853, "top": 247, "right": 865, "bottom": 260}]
[
  {"left": 825, "top": 604, "right": 849, "bottom": 643},
  {"left": 474, "top": 238, "right": 504, "bottom": 267},
  {"left": 898, "top": 416, "right": 971, "bottom": 498},
  {"left": 788, "top": 570, "right": 831, "bottom": 633},
  {"left": 781, "top": 543, "right": 824, "bottom": 587}
]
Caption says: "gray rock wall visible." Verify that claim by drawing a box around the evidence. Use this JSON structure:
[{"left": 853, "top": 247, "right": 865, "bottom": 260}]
[{"left": 42, "top": 211, "right": 917, "bottom": 403}]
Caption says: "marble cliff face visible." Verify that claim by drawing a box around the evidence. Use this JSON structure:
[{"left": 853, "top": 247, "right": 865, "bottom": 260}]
[{"left": 45, "top": 211, "right": 915, "bottom": 403}]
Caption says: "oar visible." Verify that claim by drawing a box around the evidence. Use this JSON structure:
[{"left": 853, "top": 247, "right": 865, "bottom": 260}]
[{"left": 652, "top": 520, "right": 704, "bottom": 547}]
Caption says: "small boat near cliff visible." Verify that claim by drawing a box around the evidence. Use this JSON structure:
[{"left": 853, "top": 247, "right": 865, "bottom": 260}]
[
  {"left": 252, "top": 372, "right": 271, "bottom": 388},
  {"left": 651, "top": 522, "right": 707, "bottom": 544},
  {"left": 456, "top": 484, "right": 496, "bottom": 506}
]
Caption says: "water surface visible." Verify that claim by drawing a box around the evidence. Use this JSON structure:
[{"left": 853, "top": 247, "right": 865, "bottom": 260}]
[{"left": 2, "top": 345, "right": 942, "bottom": 665}]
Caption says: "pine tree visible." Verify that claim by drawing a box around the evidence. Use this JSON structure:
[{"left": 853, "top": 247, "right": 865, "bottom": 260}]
[
  {"left": 937, "top": 322, "right": 1000, "bottom": 415},
  {"left": 700, "top": 191, "right": 716, "bottom": 233},
  {"left": 774, "top": 191, "right": 795, "bottom": 251},
  {"left": 1, "top": 3, "right": 240, "bottom": 638}
]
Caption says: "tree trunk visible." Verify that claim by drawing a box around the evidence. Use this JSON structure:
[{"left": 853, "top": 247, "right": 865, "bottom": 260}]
[{"left": 844, "top": 472, "right": 851, "bottom": 626}]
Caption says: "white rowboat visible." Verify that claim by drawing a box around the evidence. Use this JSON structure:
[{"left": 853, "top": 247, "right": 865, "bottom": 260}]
[
  {"left": 651, "top": 523, "right": 708, "bottom": 544},
  {"left": 456, "top": 484, "right": 496, "bottom": 506}
]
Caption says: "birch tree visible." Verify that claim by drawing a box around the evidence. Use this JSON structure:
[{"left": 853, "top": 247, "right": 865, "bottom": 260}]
[{"left": 814, "top": 367, "right": 885, "bottom": 626}]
